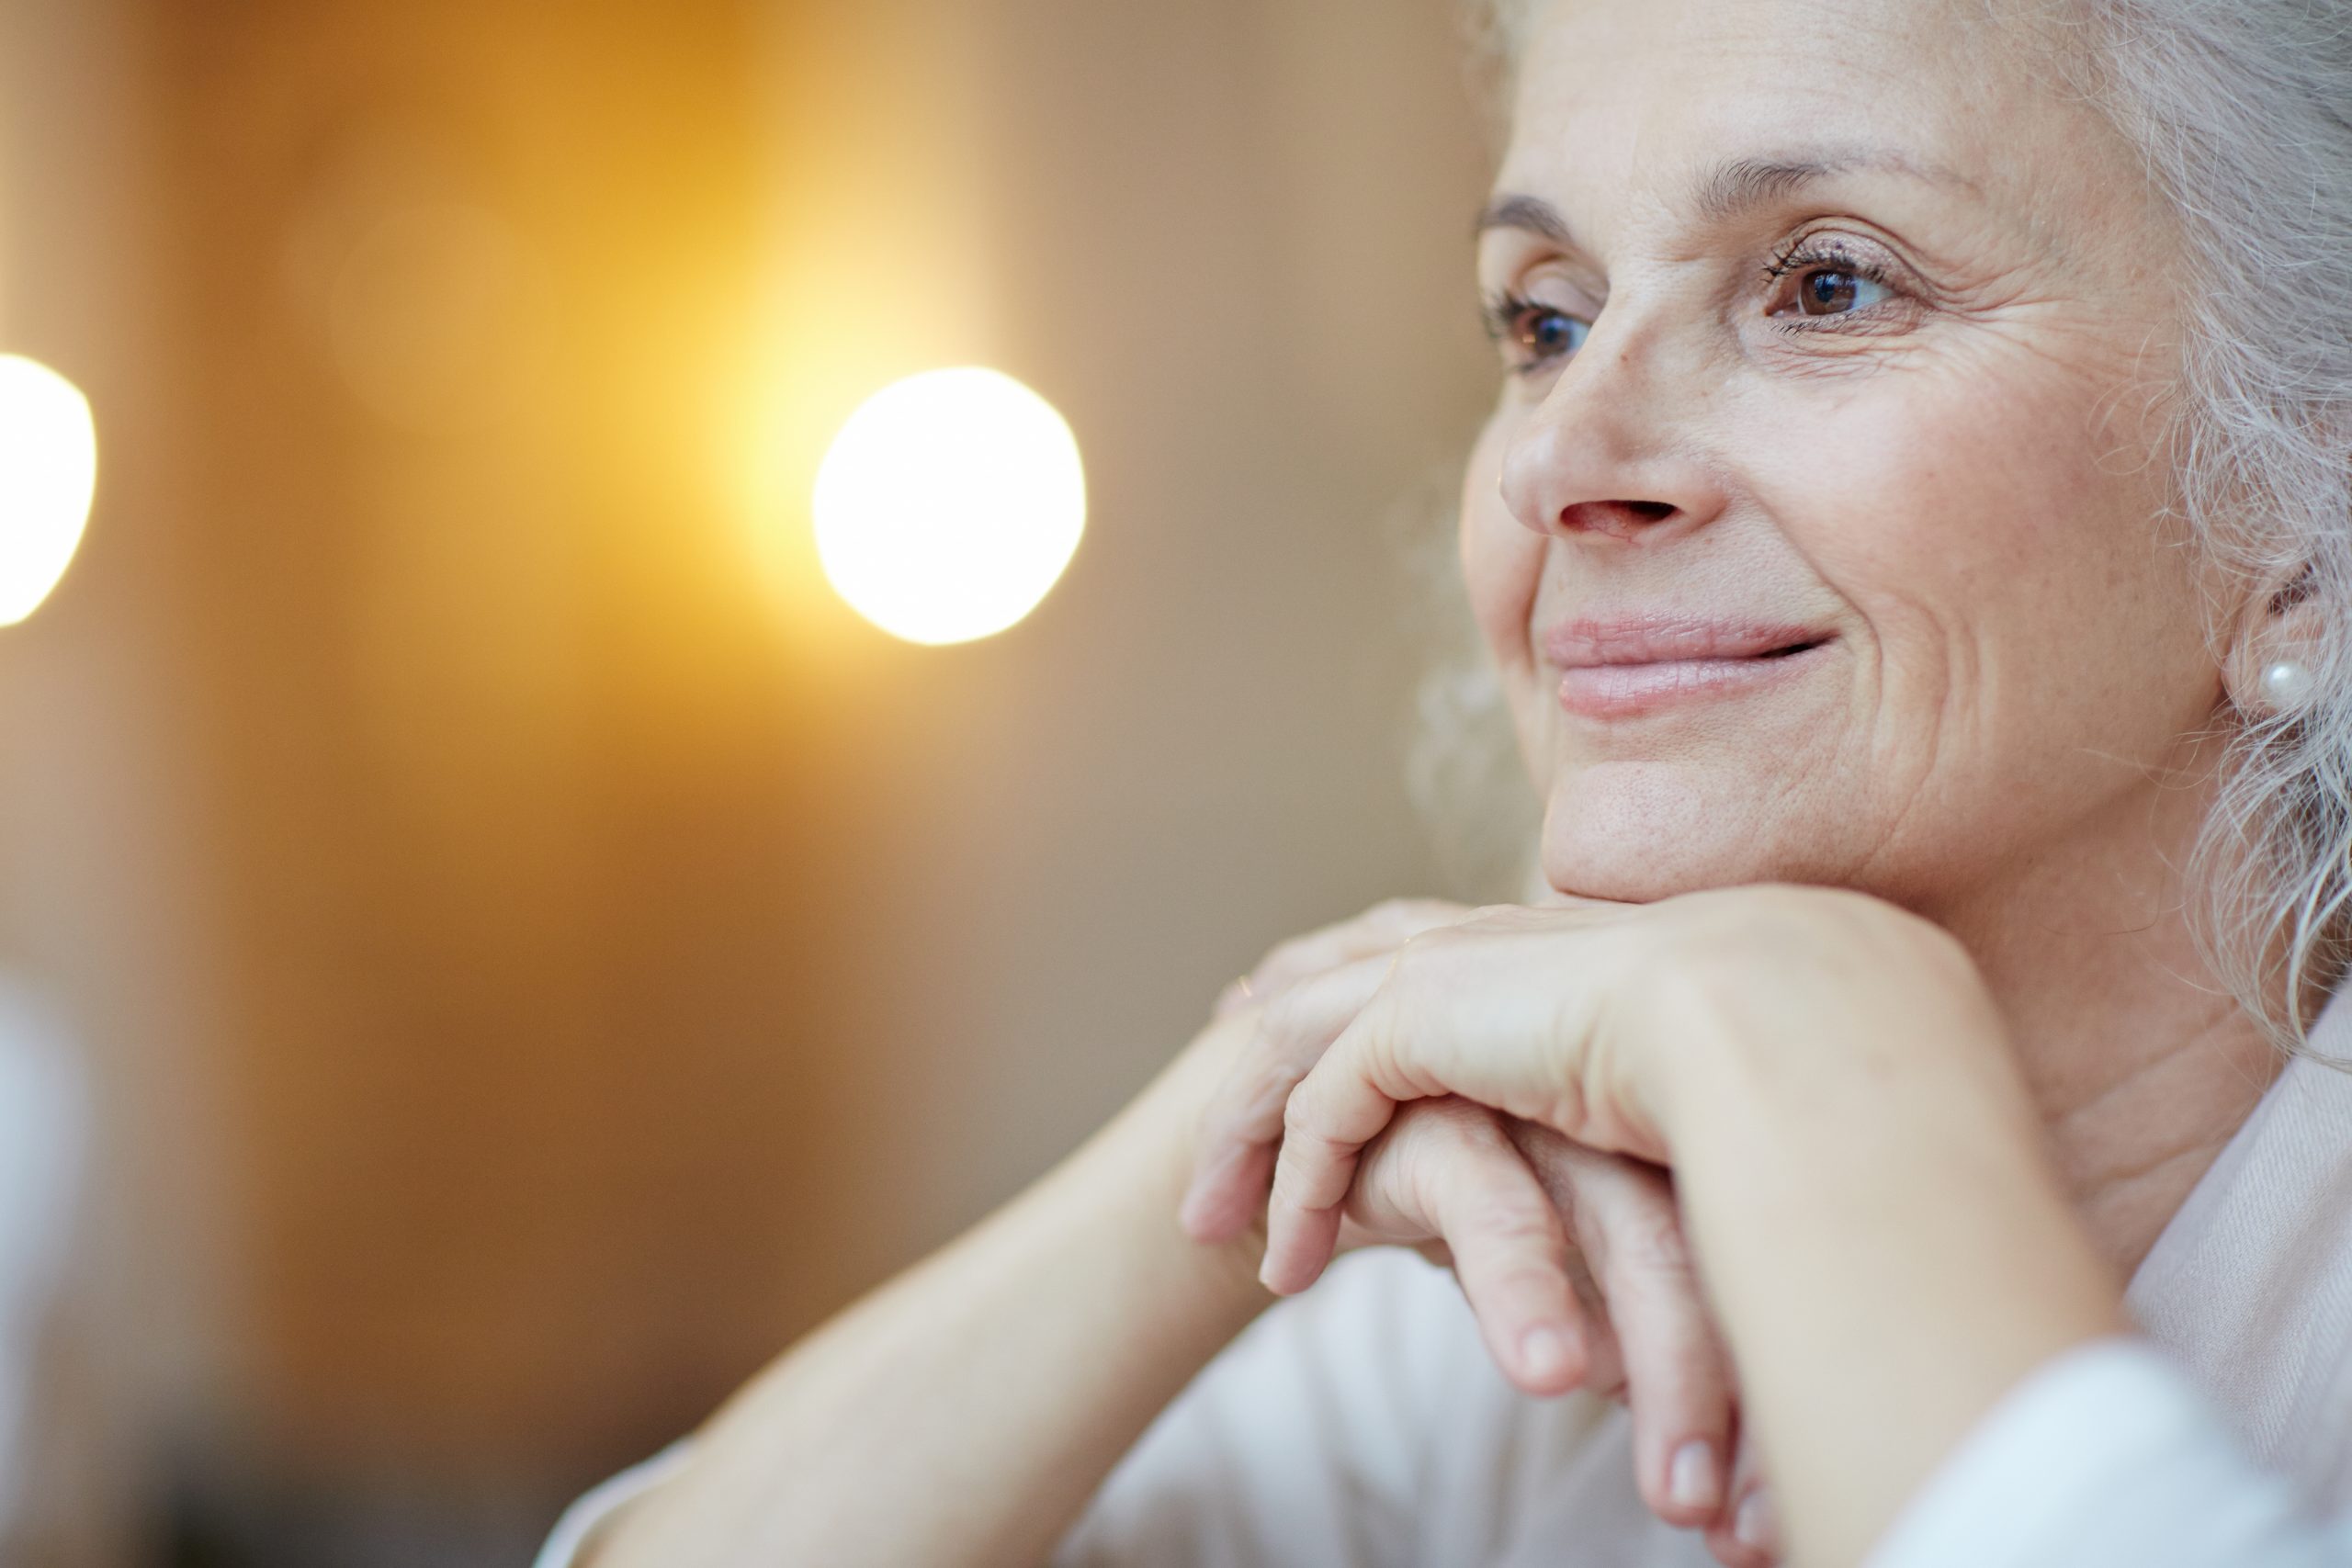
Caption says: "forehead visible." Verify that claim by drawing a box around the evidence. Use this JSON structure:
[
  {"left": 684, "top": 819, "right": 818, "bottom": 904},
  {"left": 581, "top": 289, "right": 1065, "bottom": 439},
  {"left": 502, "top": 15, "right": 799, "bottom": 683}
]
[{"left": 1498, "top": 0, "right": 2120, "bottom": 246}]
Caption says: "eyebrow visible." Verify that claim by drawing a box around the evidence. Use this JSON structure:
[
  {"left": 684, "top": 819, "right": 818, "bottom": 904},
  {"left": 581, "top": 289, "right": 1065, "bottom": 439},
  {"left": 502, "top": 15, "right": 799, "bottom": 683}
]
[{"left": 1474, "top": 145, "right": 1970, "bottom": 245}]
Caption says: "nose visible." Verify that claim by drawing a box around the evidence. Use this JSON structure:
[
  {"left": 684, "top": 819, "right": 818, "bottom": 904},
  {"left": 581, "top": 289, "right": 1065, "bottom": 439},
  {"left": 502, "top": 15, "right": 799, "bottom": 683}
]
[{"left": 1496, "top": 327, "right": 1728, "bottom": 544}]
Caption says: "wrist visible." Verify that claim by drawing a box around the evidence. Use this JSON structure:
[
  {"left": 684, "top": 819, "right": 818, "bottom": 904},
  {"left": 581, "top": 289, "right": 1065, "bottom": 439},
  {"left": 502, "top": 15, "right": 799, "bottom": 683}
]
[
  {"left": 1055, "top": 1031, "right": 1272, "bottom": 1313},
  {"left": 1651, "top": 931, "right": 2123, "bottom": 1568},
  {"left": 1647, "top": 896, "right": 2022, "bottom": 1156}
]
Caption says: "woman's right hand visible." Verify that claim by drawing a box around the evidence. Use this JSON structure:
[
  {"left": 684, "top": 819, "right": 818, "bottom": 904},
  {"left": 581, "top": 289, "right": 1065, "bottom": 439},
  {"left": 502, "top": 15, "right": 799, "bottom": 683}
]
[{"left": 1180, "top": 899, "right": 1775, "bottom": 1562}]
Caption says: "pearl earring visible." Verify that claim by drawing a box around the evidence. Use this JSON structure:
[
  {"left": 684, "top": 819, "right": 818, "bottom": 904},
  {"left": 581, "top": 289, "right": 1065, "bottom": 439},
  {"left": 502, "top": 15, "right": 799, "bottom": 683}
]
[{"left": 2262, "top": 660, "right": 2316, "bottom": 709}]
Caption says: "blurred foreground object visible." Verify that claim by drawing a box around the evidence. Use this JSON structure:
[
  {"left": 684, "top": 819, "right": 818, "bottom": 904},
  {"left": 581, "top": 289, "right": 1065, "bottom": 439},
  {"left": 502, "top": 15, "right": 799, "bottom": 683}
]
[
  {"left": 813, "top": 367, "right": 1086, "bottom": 646},
  {"left": 0, "top": 355, "right": 97, "bottom": 626},
  {"left": 0, "top": 982, "right": 86, "bottom": 1540}
]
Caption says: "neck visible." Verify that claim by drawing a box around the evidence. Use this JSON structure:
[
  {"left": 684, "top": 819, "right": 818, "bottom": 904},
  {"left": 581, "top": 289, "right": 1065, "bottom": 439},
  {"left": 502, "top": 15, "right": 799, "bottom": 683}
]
[{"left": 1932, "top": 744, "right": 2282, "bottom": 1280}]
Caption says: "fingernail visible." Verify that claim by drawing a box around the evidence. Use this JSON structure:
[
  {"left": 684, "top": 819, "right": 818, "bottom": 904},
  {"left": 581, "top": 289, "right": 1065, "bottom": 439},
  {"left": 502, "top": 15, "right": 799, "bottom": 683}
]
[
  {"left": 1256, "top": 1243, "right": 1286, "bottom": 1293},
  {"left": 1668, "top": 1439, "right": 1721, "bottom": 1513},
  {"left": 1735, "top": 1489, "right": 1778, "bottom": 1553},
  {"left": 1520, "top": 1325, "right": 1573, "bottom": 1382}
]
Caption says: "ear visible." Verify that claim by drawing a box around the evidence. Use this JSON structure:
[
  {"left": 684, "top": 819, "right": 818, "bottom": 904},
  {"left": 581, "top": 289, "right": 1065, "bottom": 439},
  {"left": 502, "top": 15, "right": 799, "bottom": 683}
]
[{"left": 2222, "top": 562, "right": 2328, "bottom": 716}]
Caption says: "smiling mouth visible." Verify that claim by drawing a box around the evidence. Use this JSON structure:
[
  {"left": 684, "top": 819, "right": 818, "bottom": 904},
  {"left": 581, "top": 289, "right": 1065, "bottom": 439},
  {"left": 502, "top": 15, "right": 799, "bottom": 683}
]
[{"left": 1544, "top": 618, "right": 1836, "bottom": 719}]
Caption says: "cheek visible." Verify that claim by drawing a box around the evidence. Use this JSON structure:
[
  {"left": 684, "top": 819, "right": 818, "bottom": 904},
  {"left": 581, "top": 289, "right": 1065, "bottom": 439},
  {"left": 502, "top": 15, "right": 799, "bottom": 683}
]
[
  {"left": 1460, "top": 417, "right": 1546, "bottom": 676},
  {"left": 1753, "top": 364, "right": 2212, "bottom": 745}
]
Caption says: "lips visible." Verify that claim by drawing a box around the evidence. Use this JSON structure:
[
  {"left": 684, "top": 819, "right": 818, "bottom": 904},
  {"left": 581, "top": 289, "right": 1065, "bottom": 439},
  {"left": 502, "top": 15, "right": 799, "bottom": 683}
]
[{"left": 1544, "top": 615, "right": 1834, "bottom": 719}]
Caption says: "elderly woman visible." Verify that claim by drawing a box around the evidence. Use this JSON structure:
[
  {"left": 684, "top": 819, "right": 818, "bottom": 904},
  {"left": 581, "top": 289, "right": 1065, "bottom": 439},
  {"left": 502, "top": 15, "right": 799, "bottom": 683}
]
[{"left": 538, "top": 0, "right": 2352, "bottom": 1563}]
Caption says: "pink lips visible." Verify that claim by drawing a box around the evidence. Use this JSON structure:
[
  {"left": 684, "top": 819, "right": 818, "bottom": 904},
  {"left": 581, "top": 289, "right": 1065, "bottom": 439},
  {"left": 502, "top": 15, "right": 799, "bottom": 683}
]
[{"left": 1544, "top": 615, "right": 1833, "bottom": 719}]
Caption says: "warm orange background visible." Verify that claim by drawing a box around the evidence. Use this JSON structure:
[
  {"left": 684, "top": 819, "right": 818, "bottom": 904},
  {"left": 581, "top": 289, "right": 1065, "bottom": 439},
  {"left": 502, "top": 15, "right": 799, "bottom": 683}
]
[{"left": 0, "top": 1, "right": 1500, "bottom": 1561}]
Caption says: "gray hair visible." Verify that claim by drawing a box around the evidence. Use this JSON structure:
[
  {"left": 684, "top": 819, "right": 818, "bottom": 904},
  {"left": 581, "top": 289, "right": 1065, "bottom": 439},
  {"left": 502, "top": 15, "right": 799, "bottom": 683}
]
[{"left": 1431, "top": 0, "right": 2352, "bottom": 1043}]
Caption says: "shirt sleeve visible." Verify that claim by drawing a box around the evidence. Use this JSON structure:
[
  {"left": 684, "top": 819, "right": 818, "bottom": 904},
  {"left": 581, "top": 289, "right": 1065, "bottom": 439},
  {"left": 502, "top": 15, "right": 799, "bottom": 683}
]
[
  {"left": 1867, "top": 1337, "right": 2352, "bottom": 1568},
  {"left": 529, "top": 1441, "right": 693, "bottom": 1568},
  {"left": 1049, "top": 1248, "right": 1487, "bottom": 1568}
]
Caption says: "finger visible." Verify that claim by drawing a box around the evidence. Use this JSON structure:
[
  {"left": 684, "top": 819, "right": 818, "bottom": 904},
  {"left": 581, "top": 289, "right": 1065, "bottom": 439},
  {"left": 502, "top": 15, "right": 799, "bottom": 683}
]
[
  {"left": 1562, "top": 1247, "right": 1627, "bottom": 1399},
  {"left": 1261, "top": 965, "right": 1472, "bottom": 1293},
  {"left": 1562, "top": 1146, "right": 1736, "bottom": 1531},
  {"left": 1341, "top": 1100, "right": 1475, "bottom": 1249},
  {"left": 1180, "top": 955, "right": 1396, "bottom": 1244},
  {"left": 1374, "top": 1134, "right": 1629, "bottom": 1397},
  {"left": 1261, "top": 1041, "right": 1421, "bottom": 1294},
  {"left": 1261, "top": 913, "right": 1644, "bottom": 1294},
  {"left": 1357, "top": 1100, "right": 1589, "bottom": 1396},
  {"left": 1518, "top": 1143, "right": 1626, "bottom": 1397},
  {"left": 1213, "top": 976, "right": 1256, "bottom": 1021},
  {"left": 1703, "top": 1432, "right": 1779, "bottom": 1568}
]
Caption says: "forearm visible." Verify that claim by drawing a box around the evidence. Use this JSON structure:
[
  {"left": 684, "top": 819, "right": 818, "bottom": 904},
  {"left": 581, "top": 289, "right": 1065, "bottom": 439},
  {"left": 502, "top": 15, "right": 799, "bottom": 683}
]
[
  {"left": 588, "top": 1052, "right": 1272, "bottom": 1568},
  {"left": 1667, "top": 985, "right": 2125, "bottom": 1568}
]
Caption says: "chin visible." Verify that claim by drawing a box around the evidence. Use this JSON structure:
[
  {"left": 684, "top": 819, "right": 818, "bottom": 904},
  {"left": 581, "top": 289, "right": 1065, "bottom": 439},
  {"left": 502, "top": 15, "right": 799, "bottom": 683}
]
[{"left": 1533, "top": 759, "right": 1845, "bottom": 903}]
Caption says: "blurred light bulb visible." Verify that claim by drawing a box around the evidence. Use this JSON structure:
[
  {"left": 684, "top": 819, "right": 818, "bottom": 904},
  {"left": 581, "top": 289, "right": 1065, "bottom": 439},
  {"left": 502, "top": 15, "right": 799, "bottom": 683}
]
[
  {"left": 814, "top": 367, "right": 1085, "bottom": 646},
  {"left": 0, "top": 356, "right": 97, "bottom": 627}
]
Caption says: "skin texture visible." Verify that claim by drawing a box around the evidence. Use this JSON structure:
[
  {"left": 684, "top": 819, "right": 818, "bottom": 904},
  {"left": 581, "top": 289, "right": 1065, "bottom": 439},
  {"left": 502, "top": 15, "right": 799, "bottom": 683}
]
[
  {"left": 1184, "top": 905, "right": 1756, "bottom": 1552},
  {"left": 584, "top": 1, "right": 2306, "bottom": 1564},
  {"left": 1468, "top": 0, "right": 2215, "bottom": 914},
  {"left": 1251, "top": 890, "right": 2129, "bottom": 1567},
  {"left": 1454, "top": 0, "right": 2283, "bottom": 1280},
  {"left": 1191, "top": 0, "right": 2306, "bottom": 1556},
  {"left": 584, "top": 904, "right": 1742, "bottom": 1568}
]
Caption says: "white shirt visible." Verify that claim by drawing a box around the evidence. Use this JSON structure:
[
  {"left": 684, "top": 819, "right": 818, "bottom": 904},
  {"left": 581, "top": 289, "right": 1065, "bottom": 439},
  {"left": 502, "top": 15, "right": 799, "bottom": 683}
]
[{"left": 537, "top": 991, "right": 2352, "bottom": 1567}]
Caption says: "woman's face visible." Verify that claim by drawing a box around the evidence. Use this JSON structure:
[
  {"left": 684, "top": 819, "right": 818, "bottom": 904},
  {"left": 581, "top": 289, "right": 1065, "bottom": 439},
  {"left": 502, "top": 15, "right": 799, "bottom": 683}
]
[{"left": 1464, "top": 0, "right": 2230, "bottom": 912}]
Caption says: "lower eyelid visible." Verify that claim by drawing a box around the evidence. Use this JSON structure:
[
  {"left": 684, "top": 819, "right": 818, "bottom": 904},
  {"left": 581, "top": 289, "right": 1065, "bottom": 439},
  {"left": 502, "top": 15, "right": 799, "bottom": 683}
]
[{"left": 1766, "top": 301, "right": 1918, "bottom": 337}]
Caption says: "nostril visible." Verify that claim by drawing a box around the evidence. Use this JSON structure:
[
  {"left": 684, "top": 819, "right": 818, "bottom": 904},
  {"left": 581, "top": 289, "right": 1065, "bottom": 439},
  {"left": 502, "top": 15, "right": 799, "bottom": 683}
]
[{"left": 1560, "top": 499, "right": 1678, "bottom": 537}]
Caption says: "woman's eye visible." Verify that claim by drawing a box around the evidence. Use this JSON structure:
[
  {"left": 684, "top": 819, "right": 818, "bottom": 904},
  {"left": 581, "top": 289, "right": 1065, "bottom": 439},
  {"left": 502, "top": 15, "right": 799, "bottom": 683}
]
[
  {"left": 1780, "top": 262, "right": 1896, "bottom": 319},
  {"left": 1490, "top": 299, "right": 1590, "bottom": 368},
  {"left": 1524, "top": 307, "right": 1588, "bottom": 356}
]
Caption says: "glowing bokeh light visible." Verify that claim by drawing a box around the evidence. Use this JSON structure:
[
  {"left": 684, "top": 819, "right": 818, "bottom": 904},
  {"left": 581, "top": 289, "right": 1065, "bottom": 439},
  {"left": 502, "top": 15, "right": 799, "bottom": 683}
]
[
  {"left": 0, "top": 356, "right": 97, "bottom": 627},
  {"left": 814, "top": 367, "right": 1086, "bottom": 646}
]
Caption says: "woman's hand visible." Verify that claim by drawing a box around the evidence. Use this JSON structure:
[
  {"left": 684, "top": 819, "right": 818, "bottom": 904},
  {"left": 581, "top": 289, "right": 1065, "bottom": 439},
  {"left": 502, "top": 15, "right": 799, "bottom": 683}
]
[
  {"left": 1348, "top": 1106, "right": 1768, "bottom": 1551},
  {"left": 1180, "top": 898, "right": 1756, "bottom": 1545},
  {"left": 1246, "top": 886, "right": 1987, "bottom": 1296},
  {"left": 1220, "top": 886, "right": 2117, "bottom": 1568}
]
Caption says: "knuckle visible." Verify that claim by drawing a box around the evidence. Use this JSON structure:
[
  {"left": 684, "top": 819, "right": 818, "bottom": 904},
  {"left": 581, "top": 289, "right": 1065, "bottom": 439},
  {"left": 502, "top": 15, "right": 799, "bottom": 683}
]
[
  {"left": 1236, "top": 1070, "right": 1295, "bottom": 1131},
  {"left": 1221, "top": 1047, "right": 1283, "bottom": 1113},
  {"left": 1387, "top": 927, "right": 1449, "bottom": 976},
  {"left": 1478, "top": 1253, "right": 1571, "bottom": 1303},
  {"left": 1455, "top": 1191, "right": 1563, "bottom": 1253},
  {"left": 1419, "top": 1096, "right": 1501, "bottom": 1144},
  {"left": 1377, "top": 1104, "right": 1442, "bottom": 1168},
  {"left": 1281, "top": 1092, "right": 1319, "bottom": 1140},
  {"left": 1252, "top": 932, "right": 1316, "bottom": 976},
  {"left": 1261, "top": 983, "right": 1321, "bottom": 1038},
  {"left": 1612, "top": 1213, "right": 1697, "bottom": 1282},
  {"left": 1280, "top": 1106, "right": 1355, "bottom": 1166},
  {"left": 1270, "top": 1134, "right": 1352, "bottom": 1206}
]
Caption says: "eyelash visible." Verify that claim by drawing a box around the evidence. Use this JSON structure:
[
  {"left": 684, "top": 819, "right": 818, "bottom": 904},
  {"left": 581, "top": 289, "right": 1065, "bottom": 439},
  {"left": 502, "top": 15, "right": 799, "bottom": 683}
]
[
  {"left": 1760, "top": 235, "right": 1897, "bottom": 302},
  {"left": 1480, "top": 291, "right": 1582, "bottom": 374},
  {"left": 1482, "top": 235, "right": 1906, "bottom": 376}
]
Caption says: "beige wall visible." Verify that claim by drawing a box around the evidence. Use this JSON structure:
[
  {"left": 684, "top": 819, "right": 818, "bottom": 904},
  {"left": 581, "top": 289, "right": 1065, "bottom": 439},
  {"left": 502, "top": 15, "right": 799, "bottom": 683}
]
[
  {"left": 0, "top": 0, "right": 237, "bottom": 1562},
  {"left": 0, "top": 0, "right": 1501, "bottom": 1557}
]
